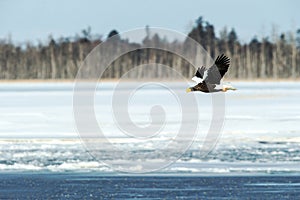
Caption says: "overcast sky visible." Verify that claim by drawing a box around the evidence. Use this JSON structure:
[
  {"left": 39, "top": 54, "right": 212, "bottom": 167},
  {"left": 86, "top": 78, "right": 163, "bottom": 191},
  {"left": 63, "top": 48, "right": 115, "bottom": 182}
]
[{"left": 0, "top": 0, "right": 299, "bottom": 44}]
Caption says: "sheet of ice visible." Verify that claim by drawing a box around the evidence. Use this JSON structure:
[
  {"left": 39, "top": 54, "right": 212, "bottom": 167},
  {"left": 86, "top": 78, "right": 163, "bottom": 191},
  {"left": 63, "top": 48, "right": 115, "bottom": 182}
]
[{"left": 0, "top": 81, "right": 299, "bottom": 139}]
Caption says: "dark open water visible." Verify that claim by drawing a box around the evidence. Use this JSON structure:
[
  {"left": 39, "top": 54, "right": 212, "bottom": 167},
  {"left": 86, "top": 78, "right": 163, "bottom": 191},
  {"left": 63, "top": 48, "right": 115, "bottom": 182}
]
[{"left": 0, "top": 173, "right": 300, "bottom": 199}]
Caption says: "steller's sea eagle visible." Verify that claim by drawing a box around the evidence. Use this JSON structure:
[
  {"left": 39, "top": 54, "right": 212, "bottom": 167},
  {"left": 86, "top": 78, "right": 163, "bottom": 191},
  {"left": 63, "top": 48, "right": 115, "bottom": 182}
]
[{"left": 186, "top": 54, "right": 236, "bottom": 93}]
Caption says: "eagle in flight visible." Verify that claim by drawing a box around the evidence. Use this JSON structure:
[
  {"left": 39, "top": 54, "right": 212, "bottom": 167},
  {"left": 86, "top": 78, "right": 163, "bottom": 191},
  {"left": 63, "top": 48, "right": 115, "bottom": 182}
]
[{"left": 186, "top": 54, "right": 236, "bottom": 93}]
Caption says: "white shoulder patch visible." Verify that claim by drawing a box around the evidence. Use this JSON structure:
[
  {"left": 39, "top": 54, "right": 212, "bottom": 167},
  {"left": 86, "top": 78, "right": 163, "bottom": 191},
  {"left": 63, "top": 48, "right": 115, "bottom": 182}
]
[
  {"left": 203, "top": 70, "right": 208, "bottom": 79},
  {"left": 192, "top": 76, "right": 203, "bottom": 84}
]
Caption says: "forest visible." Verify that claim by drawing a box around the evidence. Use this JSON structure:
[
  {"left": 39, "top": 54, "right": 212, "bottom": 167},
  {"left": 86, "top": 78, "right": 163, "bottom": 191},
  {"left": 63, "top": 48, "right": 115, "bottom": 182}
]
[{"left": 1, "top": 17, "right": 300, "bottom": 80}]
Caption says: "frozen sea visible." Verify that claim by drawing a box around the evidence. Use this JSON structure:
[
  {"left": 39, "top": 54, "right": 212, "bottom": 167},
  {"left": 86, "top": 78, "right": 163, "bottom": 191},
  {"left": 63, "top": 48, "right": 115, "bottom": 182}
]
[{"left": 0, "top": 81, "right": 300, "bottom": 198}]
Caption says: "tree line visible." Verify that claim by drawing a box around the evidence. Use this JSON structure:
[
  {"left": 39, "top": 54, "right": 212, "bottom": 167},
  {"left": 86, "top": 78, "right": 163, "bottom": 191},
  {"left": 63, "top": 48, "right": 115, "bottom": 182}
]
[{"left": 1, "top": 17, "right": 300, "bottom": 80}]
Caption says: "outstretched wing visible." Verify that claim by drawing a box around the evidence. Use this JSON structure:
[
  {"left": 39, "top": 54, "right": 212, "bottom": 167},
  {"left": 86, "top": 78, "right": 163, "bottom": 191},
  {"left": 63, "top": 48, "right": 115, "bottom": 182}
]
[
  {"left": 191, "top": 66, "right": 206, "bottom": 83},
  {"left": 195, "top": 66, "right": 206, "bottom": 78},
  {"left": 204, "top": 54, "right": 230, "bottom": 84}
]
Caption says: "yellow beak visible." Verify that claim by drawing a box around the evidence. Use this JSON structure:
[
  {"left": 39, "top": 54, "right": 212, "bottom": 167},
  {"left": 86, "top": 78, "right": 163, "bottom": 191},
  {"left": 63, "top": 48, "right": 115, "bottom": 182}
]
[{"left": 186, "top": 88, "right": 192, "bottom": 93}]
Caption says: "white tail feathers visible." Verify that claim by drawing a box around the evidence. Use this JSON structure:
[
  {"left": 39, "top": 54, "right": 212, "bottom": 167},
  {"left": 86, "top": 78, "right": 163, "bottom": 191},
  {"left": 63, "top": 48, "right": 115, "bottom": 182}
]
[{"left": 223, "top": 84, "right": 237, "bottom": 91}]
